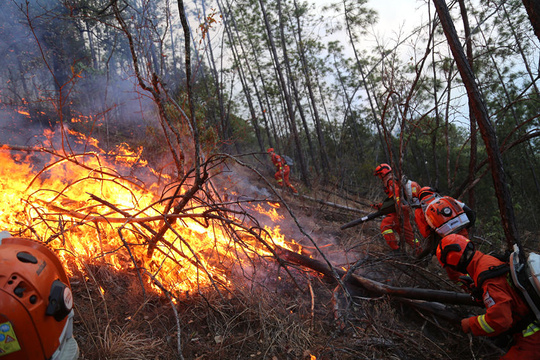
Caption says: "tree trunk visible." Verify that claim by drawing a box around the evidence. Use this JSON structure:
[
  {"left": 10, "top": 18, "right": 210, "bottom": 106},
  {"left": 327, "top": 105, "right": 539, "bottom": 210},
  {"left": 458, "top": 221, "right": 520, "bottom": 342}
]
[
  {"left": 218, "top": 0, "right": 265, "bottom": 151},
  {"left": 277, "top": 0, "right": 319, "bottom": 177},
  {"left": 521, "top": 0, "right": 540, "bottom": 42},
  {"left": 275, "top": 247, "right": 478, "bottom": 306},
  {"left": 258, "top": 0, "right": 310, "bottom": 186},
  {"left": 432, "top": 0, "right": 520, "bottom": 251},
  {"left": 458, "top": 0, "right": 477, "bottom": 210},
  {"left": 293, "top": 0, "right": 331, "bottom": 183}
]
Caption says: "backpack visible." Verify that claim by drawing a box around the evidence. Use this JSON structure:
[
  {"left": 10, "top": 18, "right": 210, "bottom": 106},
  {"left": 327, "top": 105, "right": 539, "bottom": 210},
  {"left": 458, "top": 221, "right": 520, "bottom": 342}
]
[
  {"left": 282, "top": 155, "right": 294, "bottom": 166},
  {"left": 509, "top": 245, "right": 540, "bottom": 322},
  {"left": 424, "top": 196, "right": 470, "bottom": 237}
]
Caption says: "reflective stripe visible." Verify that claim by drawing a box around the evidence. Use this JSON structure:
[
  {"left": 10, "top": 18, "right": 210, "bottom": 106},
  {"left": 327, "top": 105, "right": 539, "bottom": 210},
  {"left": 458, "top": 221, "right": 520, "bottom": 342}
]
[
  {"left": 382, "top": 229, "right": 394, "bottom": 235},
  {"left": 523, "top": 321, "right": 540, "bottom": 338},
  {"left": 477, "top": 315, "right": 495, "bottom": 334},
  {"left": 277, "top": 179, "right": 283, "bottom": 183}
]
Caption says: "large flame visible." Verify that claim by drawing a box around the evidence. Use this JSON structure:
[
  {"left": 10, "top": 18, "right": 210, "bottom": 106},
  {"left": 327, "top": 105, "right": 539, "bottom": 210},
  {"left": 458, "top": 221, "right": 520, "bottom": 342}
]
[{"left": 0, "top": 124, "right": 301, "bottom": 297}]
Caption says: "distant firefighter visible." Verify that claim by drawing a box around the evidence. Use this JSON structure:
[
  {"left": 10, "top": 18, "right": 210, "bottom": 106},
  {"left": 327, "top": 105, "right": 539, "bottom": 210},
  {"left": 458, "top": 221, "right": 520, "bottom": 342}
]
[{"left": 267, "top": 148, "right": 298, "bottom": 194}]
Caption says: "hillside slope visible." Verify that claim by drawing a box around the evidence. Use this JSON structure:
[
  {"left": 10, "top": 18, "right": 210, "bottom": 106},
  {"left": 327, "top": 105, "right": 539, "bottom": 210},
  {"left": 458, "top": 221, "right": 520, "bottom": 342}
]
[{"left": 70, "top": 158, "right": 506, "bottom": 360}]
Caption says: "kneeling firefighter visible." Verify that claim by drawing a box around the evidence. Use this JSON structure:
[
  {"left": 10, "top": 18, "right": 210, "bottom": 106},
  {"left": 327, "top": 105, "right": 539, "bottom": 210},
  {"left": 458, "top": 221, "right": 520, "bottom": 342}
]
[
  {"left": 436, "top": 234, "right": 540, "bottom": 360},
  {"left": 0, "top": 235, "right": 79, "bottom": 359}
]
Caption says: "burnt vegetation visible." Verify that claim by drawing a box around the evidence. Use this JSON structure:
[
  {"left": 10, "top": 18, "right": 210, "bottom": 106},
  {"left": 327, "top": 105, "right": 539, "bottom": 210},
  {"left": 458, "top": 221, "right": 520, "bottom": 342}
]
[{"left": 0, "top": 0, "right": 539, "bottom": 359}]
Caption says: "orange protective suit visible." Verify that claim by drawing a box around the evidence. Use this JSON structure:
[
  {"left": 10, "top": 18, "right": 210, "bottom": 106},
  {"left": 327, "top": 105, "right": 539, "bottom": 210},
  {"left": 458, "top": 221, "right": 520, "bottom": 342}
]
[
  {"left": 269, "top": 151, "right": 297, "bottom": 194},
  {"left": 463, "top": 252, "right": 540, "bottom": 359},
  {"left": 415, "top": 203, "right": 470, "bottom": 283},
  {"left": 379, "top": 177, "right": 421, "bottom": 255}
]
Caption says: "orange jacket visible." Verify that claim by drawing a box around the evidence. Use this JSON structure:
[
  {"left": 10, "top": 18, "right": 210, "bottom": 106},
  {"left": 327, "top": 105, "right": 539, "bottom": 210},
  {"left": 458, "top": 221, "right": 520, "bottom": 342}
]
[
  {"left": 465, "top": 252, "right": 533, "bottom": 337},
  {"left": 381, "top": 176, "right": 400, "bottom": 200},
  {"left": 270, "top": 153, "right": 286, "bottom": 169}
]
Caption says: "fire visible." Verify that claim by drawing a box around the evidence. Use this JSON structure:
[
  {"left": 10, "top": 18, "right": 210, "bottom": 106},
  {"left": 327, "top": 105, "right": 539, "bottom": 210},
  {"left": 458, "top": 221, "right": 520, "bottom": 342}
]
[
  {"left": 0, "top": 128, "right": 300, "bottom": 297},
  {"left": 252, "top": 203, "right": 285, "bottom": 222}
]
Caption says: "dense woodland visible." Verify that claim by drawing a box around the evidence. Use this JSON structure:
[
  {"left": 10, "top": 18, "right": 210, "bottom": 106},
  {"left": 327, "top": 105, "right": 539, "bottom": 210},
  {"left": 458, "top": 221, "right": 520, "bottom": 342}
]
[{"left": 1, "top": 0, "right": 540, "bottom": 358}]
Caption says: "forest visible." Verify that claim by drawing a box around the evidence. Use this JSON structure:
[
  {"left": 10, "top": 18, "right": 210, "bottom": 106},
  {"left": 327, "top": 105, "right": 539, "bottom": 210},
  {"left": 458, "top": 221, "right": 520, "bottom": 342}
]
[{"left": 0, "top": 0, "right": 539, "bottom": 359}]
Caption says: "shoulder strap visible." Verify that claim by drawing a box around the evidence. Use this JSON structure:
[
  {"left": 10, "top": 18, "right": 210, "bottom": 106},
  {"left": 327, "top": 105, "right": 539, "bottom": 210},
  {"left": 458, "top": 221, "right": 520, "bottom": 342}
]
[
  {"left": 472, "top": 264, "right": 510, "bottom": 300},
  {"left": 477, "top": 264, "right": 510, "bottom": 289}
]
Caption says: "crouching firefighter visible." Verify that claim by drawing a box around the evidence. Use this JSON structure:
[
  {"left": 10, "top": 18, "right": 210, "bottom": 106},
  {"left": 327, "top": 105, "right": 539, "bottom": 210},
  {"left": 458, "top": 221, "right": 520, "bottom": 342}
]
[
  {"left": 415, "top": 187, "right": 476, "bottom": 264},
  {"left": 436, "top": 234, "right": 540, "bottom": 360},
  {"left": 0, "top": 235, "right": 79, "bottom": 360},
  {"left": 372, "top": 163, "right": 422, "bottom": 255}
]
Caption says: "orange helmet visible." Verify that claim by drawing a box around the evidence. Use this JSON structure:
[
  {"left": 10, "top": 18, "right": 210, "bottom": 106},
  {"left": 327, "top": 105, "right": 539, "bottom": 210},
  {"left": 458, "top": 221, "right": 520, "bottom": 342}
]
[
  {"left": 374, "top": 163, "right": 392, "bottom": 178},
  {"left": 424, "top": 196, "right": 470, "bottom": 237},
  {"left": 0, "top": 236, "right": 79, "bottom": 359},
  {"left": 436, "top": 234, "right": 475, "bottom": 272},
  {"left": 267, "top": 148, "right": 274, "bottom": 153}
]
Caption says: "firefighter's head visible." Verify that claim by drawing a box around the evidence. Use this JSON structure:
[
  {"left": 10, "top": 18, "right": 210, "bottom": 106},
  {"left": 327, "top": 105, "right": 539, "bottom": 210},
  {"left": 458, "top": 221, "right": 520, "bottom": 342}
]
[
  {"left": 373, "top": 163, "right": 392, "bottom": 179},
  {"left": 267, "top": 148, "right": 274, "bottom": 154},
  {"left": 0, "top": 236, "right": 79, "bottom": 359},
  {"left": 436, "top": 234, "right": 476, "bottom": 273}
]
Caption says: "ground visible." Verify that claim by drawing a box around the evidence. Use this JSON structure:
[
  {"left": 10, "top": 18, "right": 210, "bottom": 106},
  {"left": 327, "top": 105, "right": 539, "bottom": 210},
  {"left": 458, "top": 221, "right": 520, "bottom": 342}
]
[{"left": 70, "top": 159, "right": 510, "bottom": 360}]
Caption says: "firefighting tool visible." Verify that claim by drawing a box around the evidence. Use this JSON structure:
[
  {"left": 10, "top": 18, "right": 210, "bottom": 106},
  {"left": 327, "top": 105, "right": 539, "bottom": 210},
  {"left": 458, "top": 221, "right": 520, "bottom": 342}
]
[
  {"left": 423, "top": 196, "right": 470, "bottom": 237},
  {"left": 340, "top": 197, "right": 395, "bottom": 230},
  {"left": 510, "top": 244, "right": 540, "bottom": 322},
  {"left": 0, "top": 236, "right": 79, "bottom": 360}
]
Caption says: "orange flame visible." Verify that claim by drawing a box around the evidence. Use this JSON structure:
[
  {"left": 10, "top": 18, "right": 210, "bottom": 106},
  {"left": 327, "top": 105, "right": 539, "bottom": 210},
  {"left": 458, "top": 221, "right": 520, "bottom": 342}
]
[{"left": 0, "top": 127, "right": 300, "bottom": 296}]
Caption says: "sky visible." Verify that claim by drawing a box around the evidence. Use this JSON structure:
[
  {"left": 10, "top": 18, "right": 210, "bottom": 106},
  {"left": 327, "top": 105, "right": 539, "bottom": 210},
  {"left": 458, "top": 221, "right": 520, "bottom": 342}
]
[{"left": 367, "top": 0, "right": 427, "bottom": 38}]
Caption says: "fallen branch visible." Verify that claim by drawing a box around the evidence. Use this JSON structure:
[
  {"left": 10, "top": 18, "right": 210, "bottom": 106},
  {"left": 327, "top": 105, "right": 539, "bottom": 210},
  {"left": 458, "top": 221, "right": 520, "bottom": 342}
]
[
  {"left": 298, "top": 194, "right": 368, "bottom": 215},
  {"left": 275, "top": 247, "right": 478, "bottom": 307}
]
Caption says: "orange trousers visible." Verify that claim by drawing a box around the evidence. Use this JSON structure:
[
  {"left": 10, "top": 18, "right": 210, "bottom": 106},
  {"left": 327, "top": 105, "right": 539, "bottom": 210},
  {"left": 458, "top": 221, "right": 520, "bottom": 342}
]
[
  {"left": 380, "top": 207, "right": 421, "bottom": 254},
  {"left": 274, "top": 165, "right": 297, "bottom": 193}
]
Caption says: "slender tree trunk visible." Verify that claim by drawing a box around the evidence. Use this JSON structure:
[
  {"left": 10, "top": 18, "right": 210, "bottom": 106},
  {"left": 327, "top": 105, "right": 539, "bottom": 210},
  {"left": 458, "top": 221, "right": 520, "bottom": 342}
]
[
  {"left": 458, "top": 0, "right": 477, "bottom": 209},
  {"left": 218, "top": 0, "right": 264, "bottom": 151},
  {"left": 341, "top": 0, "right": 387, "bottom": 162},
  {"left": 200, "top": 0, "right": 229, "bottom": 145},
  {"left": 521, "top": 0, "right": 540, "bottom": 42},
  {"left": 432, "top": 0, "right": 520, "bottom": 251},
  {"left": 258, "top": 0, "right": 310, "bottom": 186},
  {"left": 292, "top": 0, "right": 331, "bottom": 182},
  {"left": 277, "top": 0, "right": 319, "bottom": 177}
]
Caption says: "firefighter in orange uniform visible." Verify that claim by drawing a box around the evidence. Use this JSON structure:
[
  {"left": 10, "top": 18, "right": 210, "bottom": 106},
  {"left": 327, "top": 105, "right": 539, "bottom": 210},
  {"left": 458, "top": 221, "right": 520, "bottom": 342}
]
[
  {"left": 373, "top": 164, "right": 421, "bottom": 255},
  {"left": 417, "top": 186, "right": 476, "bottom": 283},
  {"left": 416, "top": 187, "right": 474, "bottom": 240},
  {"left": 436, "top": 234, "right": 540, "bottom": 360},
  {"left": 267, "top": 148, "right": 298, "bottom": 194}
]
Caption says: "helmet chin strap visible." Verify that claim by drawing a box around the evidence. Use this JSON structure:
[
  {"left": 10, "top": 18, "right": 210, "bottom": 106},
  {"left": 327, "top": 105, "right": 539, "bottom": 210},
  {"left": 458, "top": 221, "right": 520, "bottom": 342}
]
[{"left": 453, "top": 243, "right": 475, "bottom": 273}]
